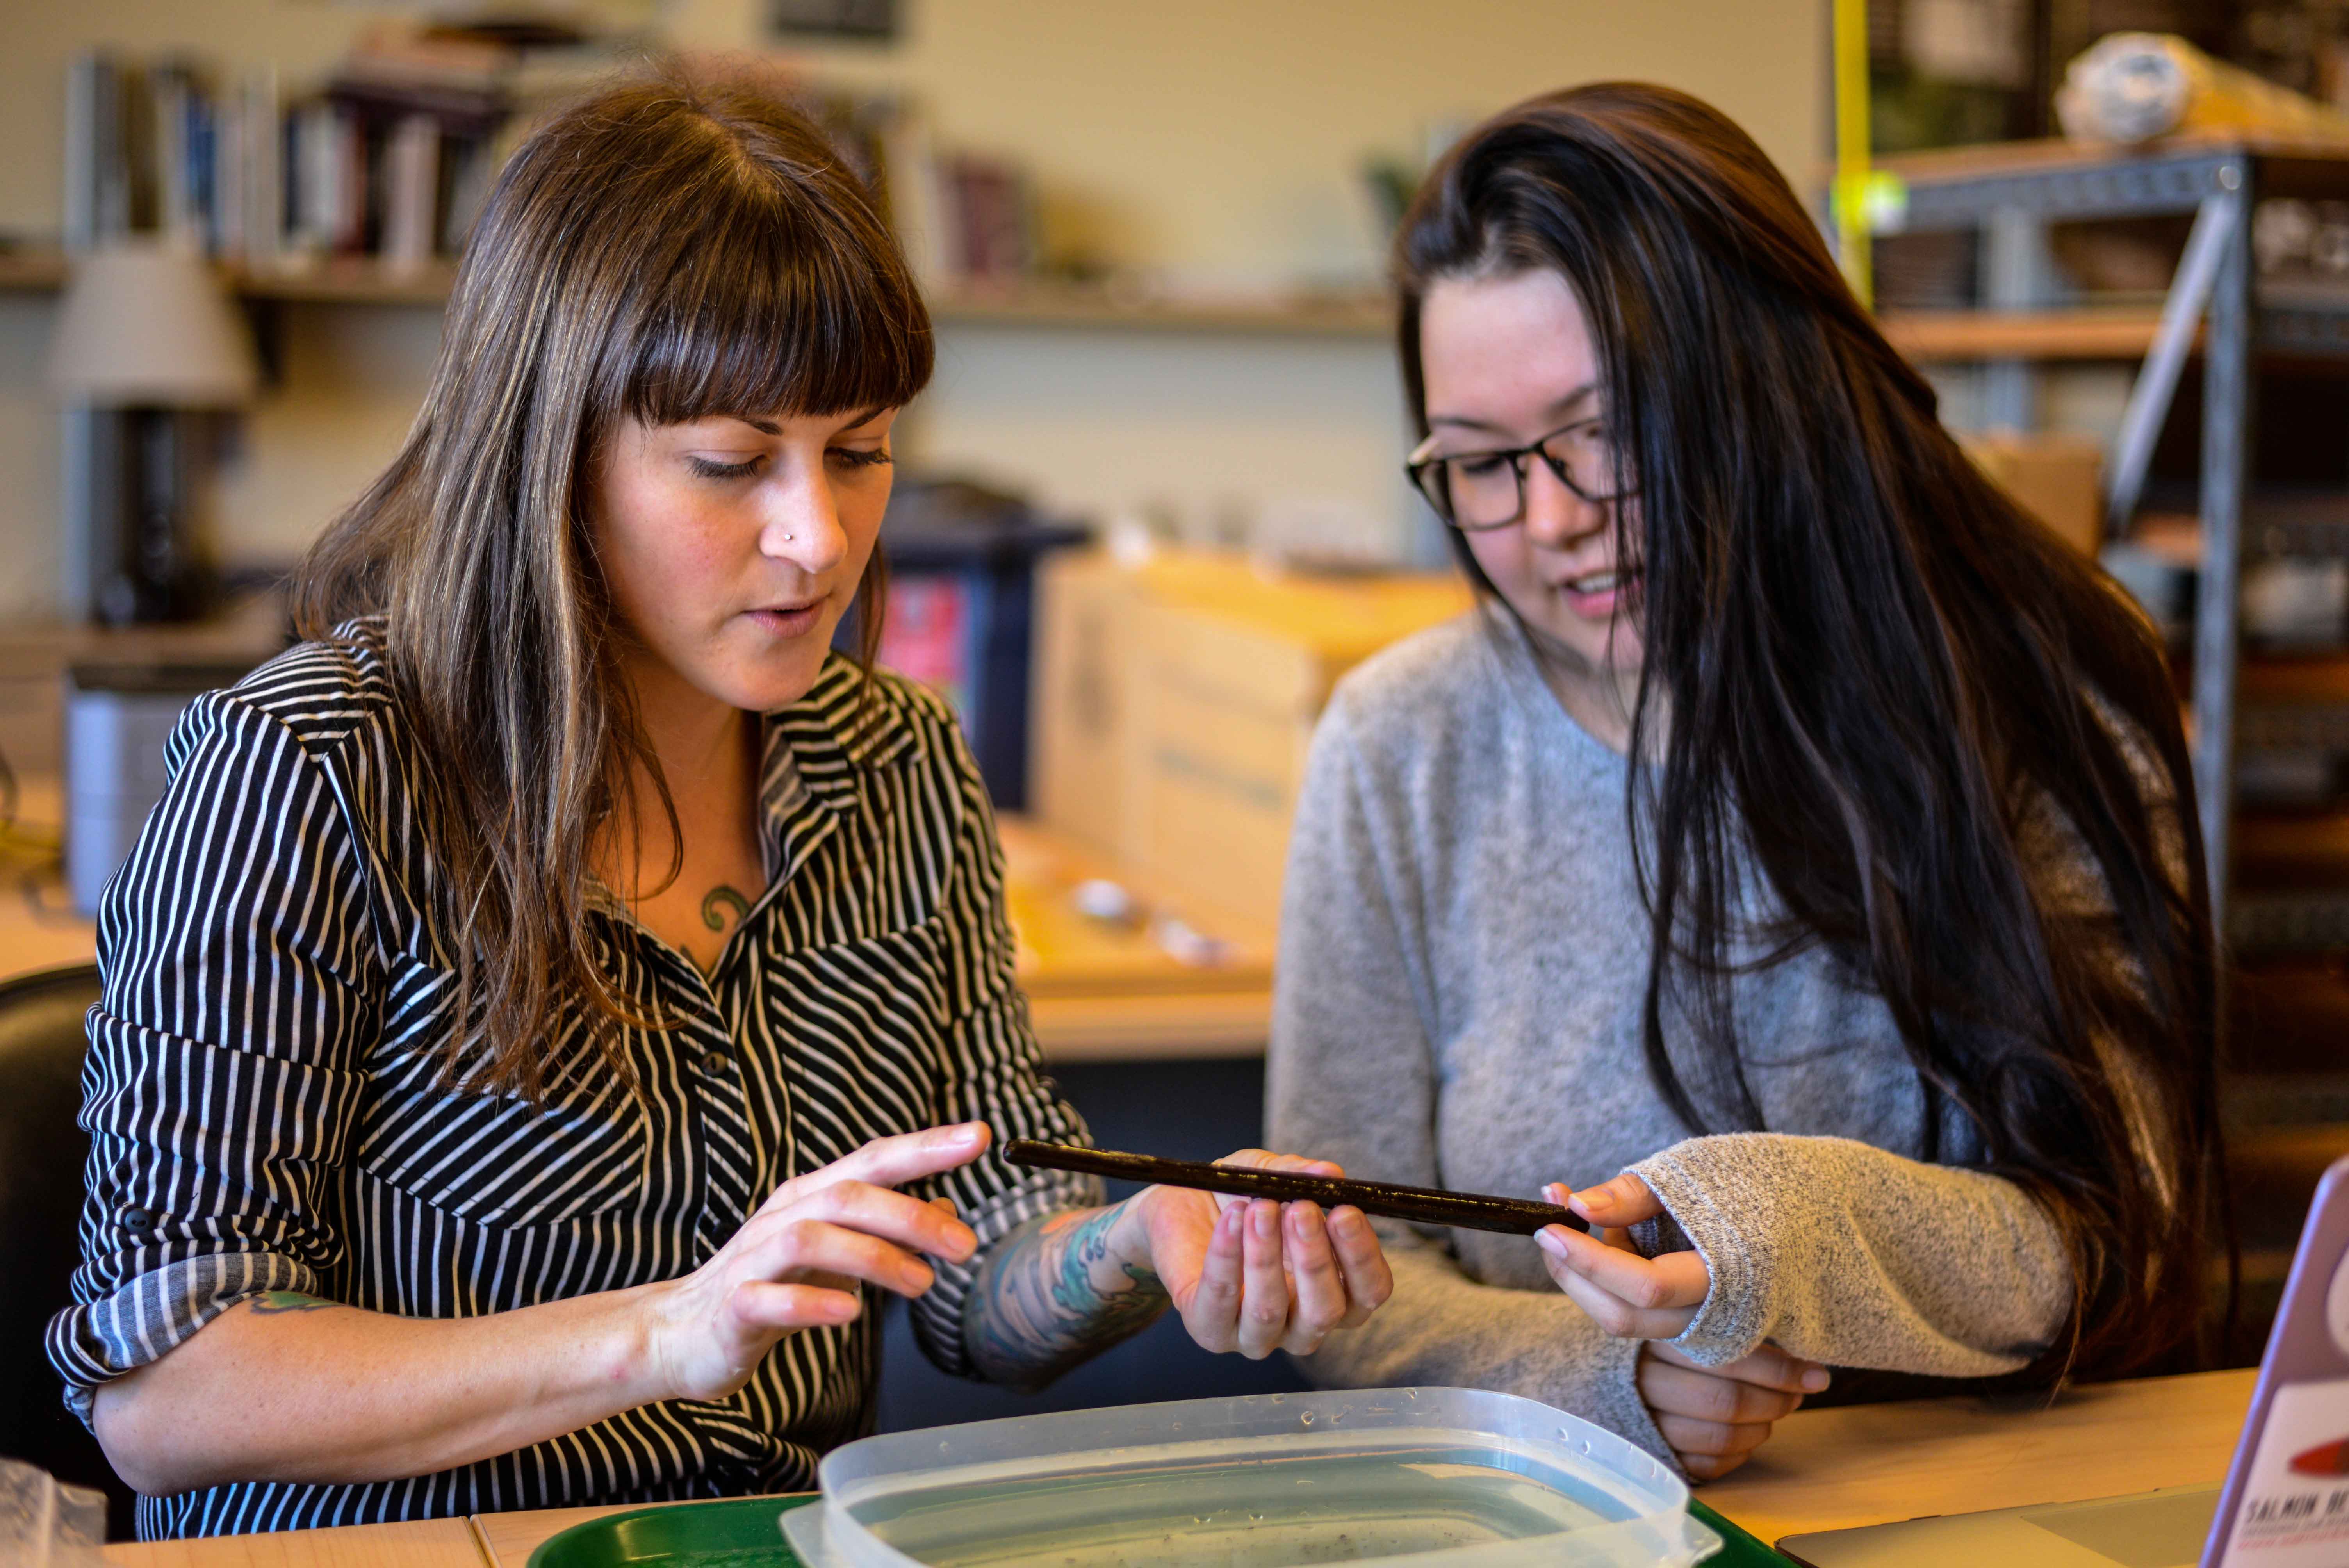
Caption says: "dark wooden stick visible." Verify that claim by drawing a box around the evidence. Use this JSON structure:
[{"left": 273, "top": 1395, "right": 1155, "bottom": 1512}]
[{"left": 1003, "top": 1139, "right": 1588, "bottom": 1237}]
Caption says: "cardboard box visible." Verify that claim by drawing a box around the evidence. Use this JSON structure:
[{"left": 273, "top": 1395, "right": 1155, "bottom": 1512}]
[
  {"left": 1963, "top": 433, "right": 2105, "bottom": 556},
  {"left": 1030, "top": 550, "right": 1471, "bottom": 929},
  {"left": 1030, "top": 550, "right": 1141, "bottom": 860}
]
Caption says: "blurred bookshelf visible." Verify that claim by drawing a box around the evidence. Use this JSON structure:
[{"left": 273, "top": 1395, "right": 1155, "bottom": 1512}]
[
  {"left": 24, "top": 32, "right": 1401, "bottom": 343},
  {"left": 927, "top": 285, "right": 1388, "bottom": 339},
  {"left": 0, "top": 250, "right": 68, "bottom": 291},
  {"left": 1879, "top": 304, "right": 2169, "bottom": 359},
  {"left": 0, "top": 246, "right": 1390, "bottom": 337}
]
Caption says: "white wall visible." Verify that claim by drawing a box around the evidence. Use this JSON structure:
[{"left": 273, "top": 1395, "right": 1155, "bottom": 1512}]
[{"left": 0, "top": 0, "right": 1827, "bottom": 618}]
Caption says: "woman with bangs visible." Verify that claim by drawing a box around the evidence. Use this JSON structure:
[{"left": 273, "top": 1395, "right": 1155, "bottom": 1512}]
[
  {"left": 52, "top": 68, "right": 1390, "bottom": 1539},
  {"left": 1269, "top": 84, "right": 2222, "bottom": 1481}
]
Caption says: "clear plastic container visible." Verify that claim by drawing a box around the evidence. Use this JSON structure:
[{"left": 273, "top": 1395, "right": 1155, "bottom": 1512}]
[{"left": 780, "top": 1387, "right": 1720, "bottom": 1568}]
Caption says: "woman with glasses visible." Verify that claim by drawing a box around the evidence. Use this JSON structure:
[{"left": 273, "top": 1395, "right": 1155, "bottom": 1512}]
[{"left": 1268, "top": 83, "right": 2220, "bottom": 1481}]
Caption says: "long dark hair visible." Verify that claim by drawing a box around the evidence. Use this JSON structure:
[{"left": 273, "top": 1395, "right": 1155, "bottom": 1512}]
[
  {"left": 294, "top": 64, "right": 933, "bottom": 1100},
  {"left": 1396, "top": 83, "right": 2222, "bottom": 1374}
]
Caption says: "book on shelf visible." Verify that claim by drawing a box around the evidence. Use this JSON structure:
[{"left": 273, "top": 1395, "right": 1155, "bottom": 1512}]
[
  {"left": 62, "top": 44, "right": 509, "bottom": 276},
  {"left": 60, "top": 44, "right": 1053, "bottom": 300}
]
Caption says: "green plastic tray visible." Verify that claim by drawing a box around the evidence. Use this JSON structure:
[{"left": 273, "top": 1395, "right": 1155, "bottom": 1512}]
[
  {"left": 525, "top": 1491, "right": 1795, "bottom": 1568},
  {"left": 1692, "top": 1497, "right": 1801, "bottom": 1566},
  {"left": 529, "top": 1495, "right": 820, "bottom": 1568}
]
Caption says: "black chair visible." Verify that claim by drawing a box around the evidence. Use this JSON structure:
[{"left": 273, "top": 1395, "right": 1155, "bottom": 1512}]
[{"left": 0, "top": 962, "right": 134, "bottom": 1537}]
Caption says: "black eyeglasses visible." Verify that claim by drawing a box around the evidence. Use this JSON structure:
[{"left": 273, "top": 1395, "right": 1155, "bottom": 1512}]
[{"left": 1405, "top": 417, "right": 1631, "bottom": 531}]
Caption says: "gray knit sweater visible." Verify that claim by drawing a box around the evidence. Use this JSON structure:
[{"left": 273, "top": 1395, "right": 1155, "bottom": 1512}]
[{"left": 1267, "top": 608, "right": 2090, "bottom": 1466}]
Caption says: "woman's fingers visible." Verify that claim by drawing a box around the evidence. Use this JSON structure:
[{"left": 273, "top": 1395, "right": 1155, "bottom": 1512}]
[
  {"left": 805, "top": 1179, "right": 978, "bottom": 1263},
  {"left": 1680, "top": 1451, "right": 1754, "bottom": 1482},
  {"left": 1636, "top": 1342, "right": 1815, "bottom": 1483},
  {"left": 757, "top": 1123, "right": 992, "bottom": 1218},
  {"left": 1560, "top": 1173, "right": 1666, "bottom": 1227},
  {"left": 1648, "top": 1338, "right": 1832, "bottom": 1396},
  {"left": 1280, "top": 1203, "right": 1349, "bottom": 1353},
  {"left": 1215, "top": 1148, "right": 1346, "bottom": 1179},
  {"left": 1156, "top": 1158, "right": 1388, "bottom": 1361},
  {"left": 1326, "top": 1207, "right": 1392, "bottom": 1328},
  {"left": 1535, "top": 1225, "right": 1707, "bottom": 1338},
  {"left": 741, "top": 1177, "right": 977, "bottom": 1267},
  {"left": 1644, "top": 1408, "right": 1766, "bottom": 1474},
  {"left": 1637, "top": 1352, "right": 1806, "bottom": 1427},
  {"left": 736, "top": 1217, "right": 938, "bottom": 1299},
  {"left": 1235, "top": 1201, "right": 1294, "bottom": 1358},
  {"left": 1654, "top": 1411, "right": 1768, "bottom": 1481},
  {"left": 1178, "top": 1199, "right": 1249, "bottom": 1353},
  {"left": 1545, "top": 1260, "right": 1698, "bottom": 1338},
  {"left": 727, "top": 1279, "right": 863, "bottom": 1333}
]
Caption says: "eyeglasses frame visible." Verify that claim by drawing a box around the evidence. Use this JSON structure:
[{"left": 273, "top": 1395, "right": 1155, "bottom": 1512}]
[{"left": 1404, "top": 415, "right": 1631, "bottom": 532}]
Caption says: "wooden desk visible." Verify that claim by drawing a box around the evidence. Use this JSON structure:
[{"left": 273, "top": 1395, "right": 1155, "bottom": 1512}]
[
  {"left": 107, "top": 1516, "right": 484, "bottom": 1568},
  {"left": 1700, "top": 1367, "right": 2256, "bottom": 1546},
  {"left": 0, "top": 776, "right": 96, "bottom": 977},
  {"left": 94, "top": 1367, "right": 2258, "bottom": 1564},
  {"left": 0, "top": 801, "right": 1271, "bottom": 1064},
  {"left": 459, "top": 1369, "right": 2258, "bottom": 1560},
  {"left": 995, "top": 814, "right": 1273, "bottom": 1061}
]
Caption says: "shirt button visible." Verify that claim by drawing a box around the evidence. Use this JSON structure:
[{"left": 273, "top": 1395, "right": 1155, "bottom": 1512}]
[
  {"left": 703, "top": 1049, "right": 731, "bottom": 1075},
  {"left": 121, "top": 1206, "right": 154, "bottom": 1231}
]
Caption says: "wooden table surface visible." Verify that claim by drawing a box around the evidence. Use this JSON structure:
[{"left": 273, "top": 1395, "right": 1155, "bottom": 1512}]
[
  {"left": 0, "top": 795, "right": 1272, "bottom": 1063},
  {"left": 107, "top": 1517, "right": 485, "bottom": 1568},
  {"left": 103, "top": 1367, "right": 2257, "bottom": 1565},
  {"left": 1701, "top": 1366, "right": 2255, "bottom": 1547}
]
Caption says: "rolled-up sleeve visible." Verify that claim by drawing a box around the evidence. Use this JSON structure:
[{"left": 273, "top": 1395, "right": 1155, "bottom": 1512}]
[
  {"left": 45, "top": 691, "right": 376, "bottom": 1421},
  {"left": 904, "top": 725, "right": 1098, "bottom": 1378}
]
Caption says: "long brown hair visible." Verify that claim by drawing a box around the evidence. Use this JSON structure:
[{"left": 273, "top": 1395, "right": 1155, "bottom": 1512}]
[
  {"left": 1396, "top": 84, "right": 2224, "bottom": 1375},
  {"left": 294, "top": 64, "right": 934, "bottom": 1099}
]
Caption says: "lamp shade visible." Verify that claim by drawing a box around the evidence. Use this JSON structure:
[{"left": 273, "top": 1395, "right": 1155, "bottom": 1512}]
[{"left": 47, "top": 243, "right": 260, "bottom": 406}]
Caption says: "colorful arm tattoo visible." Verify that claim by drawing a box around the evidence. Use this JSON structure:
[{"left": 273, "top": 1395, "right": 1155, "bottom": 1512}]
[
  {"left": 246, "top": 1290, "right": 344, "bottom": 1315},
  {"left": 963, "top": 1201, "right": 1169, "bottom": 1388}
]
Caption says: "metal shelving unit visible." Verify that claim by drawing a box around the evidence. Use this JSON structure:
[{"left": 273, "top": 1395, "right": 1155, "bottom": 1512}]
[{"left": 1875, "top": 135, "right": 2349, "bottom": 996}]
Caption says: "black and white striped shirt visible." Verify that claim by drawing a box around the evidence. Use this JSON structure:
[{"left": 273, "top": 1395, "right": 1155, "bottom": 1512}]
[{"left": 46, "top": 620, "right": 1097, "bottom": 1539}]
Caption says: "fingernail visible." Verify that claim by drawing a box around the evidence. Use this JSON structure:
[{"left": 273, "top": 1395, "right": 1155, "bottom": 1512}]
[
  {"left": 1579, "top": 1187, "right": 1613, "bottom": 1214},
  {"left": 1253, "top": 1203, "right": 1278, "bottom": 1237},
  {"left": 1802, "top": 1367, "right": 1831, "bottom": 1392},
  {"left": 1543, "top": 1183, "right": 1570, "bottom": 1206},
  {"left": 1535, "top": 1226, "right": 1571, "bottom": 1257}
]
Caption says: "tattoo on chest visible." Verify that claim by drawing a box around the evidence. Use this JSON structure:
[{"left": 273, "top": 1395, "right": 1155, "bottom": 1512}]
[
  {"left": 701, "top": 884, "right": 752, "bottom": 933},
  {"left": 248, "top": 1290, "right": 342, "bottom": 1315}
]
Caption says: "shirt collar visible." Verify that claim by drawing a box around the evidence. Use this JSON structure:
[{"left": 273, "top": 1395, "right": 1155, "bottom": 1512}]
[{"left": 757, "top": 653, "right": 924, "bottom": 824}]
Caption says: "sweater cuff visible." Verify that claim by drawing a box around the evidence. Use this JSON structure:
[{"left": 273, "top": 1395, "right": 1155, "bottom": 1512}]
[{"left": 1625, "top": 1143, "right": 1774, "bottom": 1368}]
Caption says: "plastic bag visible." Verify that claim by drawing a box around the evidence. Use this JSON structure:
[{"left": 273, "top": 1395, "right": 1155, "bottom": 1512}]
[{"left": 0, "top": 1459, "right": 107, "bottom": 1567}]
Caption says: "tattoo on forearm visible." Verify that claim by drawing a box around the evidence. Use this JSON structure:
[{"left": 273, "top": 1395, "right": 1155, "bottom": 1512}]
[
  {"left": 701, "top": 885, "right": 752, "bottom": 933},
  {"left": 964, "top": 1204, "right": 1169, "bottom": 1387},
  {"left": 247, "top": 1291, "right": 343, "bottom": 1316}
]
